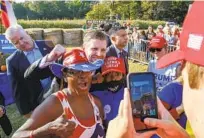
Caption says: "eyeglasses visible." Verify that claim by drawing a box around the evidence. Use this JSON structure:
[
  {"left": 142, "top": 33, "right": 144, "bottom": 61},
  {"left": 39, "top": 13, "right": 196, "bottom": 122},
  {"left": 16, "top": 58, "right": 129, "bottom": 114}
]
[
  {"left": 62, "top": 68, "right": 92, "bottom": 77},
  {"left": 149, "top": 48, "right": 162, "bottom": 53}
]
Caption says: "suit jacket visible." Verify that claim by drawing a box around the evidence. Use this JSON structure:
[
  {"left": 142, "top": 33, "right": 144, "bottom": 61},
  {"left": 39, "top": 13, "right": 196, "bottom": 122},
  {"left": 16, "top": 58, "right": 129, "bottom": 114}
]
[
  {"left": 6, "top": 40, "right": 53, "bottom": 111},
  {"left": 106, "top": 35, "right": 112, "bottom": 47},
  {"left": 106, "top": 45, "right": 129, "bottom": 75},
  {"left": 24, "top": 56, "right": 65, "bottom": 99}
]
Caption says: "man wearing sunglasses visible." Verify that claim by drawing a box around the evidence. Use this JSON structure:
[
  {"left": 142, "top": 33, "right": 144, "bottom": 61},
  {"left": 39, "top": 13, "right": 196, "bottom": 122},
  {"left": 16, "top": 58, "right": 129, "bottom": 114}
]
[{"left": 147, "top": 36, "right": 180, "bottom": 92}]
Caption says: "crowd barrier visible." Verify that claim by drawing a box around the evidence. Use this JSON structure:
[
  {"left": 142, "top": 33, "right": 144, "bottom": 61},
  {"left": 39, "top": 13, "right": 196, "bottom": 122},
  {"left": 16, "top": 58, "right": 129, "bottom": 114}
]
[{"left": 128, "top": 39, "right": 178, "bottom": 65}]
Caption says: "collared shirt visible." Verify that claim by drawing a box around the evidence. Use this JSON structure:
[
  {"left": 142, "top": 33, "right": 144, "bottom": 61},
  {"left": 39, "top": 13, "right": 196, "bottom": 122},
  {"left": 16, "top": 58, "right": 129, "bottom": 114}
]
[
  {"left": 113, "top": 45, "right": 129, "bottom": 75},
  {"left": 23, "top": 43, "right": 42, "bottom": 64},
  {"left": 24, "top": 42, "right": 51, "bottom": 93},
  {"left": 113, "top": 45, "right": 123, "bottom": 58}
]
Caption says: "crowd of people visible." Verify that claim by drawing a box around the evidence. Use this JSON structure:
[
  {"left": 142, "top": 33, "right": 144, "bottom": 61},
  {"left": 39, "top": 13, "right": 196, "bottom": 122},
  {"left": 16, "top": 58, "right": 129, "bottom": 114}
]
[{"left": 0, "top": 1, "right": 203, "bottom": 138}]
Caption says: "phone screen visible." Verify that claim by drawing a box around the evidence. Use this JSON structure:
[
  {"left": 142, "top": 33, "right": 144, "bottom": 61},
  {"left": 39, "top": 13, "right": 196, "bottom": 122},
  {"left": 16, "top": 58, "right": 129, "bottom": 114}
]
[{"left": 127, "top": 72, "right": 158, "bottom": 132}]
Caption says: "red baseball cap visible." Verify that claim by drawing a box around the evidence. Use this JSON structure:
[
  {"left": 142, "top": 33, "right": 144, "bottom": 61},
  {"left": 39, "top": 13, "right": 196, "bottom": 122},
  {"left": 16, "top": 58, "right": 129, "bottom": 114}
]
[
  {"left": 50, "top": 49, "right": 103, "bottom": 78},
  {"left": 102, "top": 56, "right": 125, "bottom": 75},
  {"left": 157, "top": 1, "right": 204, "bottom": 69},
  {"left": 149, "top": 36, "right": 167, "bottom": 49}
]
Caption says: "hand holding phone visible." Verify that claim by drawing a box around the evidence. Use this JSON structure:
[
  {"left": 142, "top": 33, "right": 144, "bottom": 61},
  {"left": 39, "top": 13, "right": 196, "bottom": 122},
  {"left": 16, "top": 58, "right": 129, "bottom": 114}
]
[{"left": 127, "top": 72, "right": 158, "bottom": 133}]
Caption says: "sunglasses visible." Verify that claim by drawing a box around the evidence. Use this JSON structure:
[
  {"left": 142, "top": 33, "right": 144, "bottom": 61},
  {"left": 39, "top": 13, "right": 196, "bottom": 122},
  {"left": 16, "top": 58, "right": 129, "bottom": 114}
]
[
  {"left": 149, "top": 48, "right": 162, "bottom": 53},
  {"left": 62, "top": 68, "right": 92, "bottom": 77}
]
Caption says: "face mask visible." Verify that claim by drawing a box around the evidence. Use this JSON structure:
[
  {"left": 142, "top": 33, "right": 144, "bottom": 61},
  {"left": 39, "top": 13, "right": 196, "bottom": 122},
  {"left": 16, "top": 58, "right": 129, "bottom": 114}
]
[{"left": 104, "top": 79, "right": 125, "bottom": 93}]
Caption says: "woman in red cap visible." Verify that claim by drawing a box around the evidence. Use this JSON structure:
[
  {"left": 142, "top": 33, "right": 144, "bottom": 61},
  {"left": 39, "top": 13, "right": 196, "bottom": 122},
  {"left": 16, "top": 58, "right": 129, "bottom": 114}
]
[
  {"left": 12, "top": 49, "right": 105, "bottom": 138},
  {"left": 147, "top": 36, "right": 180, "bottom": 92}
]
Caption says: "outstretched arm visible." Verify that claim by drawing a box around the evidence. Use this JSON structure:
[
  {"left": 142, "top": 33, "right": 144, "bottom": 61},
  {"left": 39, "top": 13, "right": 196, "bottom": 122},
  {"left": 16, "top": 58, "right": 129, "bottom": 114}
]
[
  {"left": 24, "top": 44, "right": 66, "bottom": 80},
  {"left": 12, "top": 94, "right": 75, "bottom": 138},
  {"left": 24, "top": 58, "right": 53, "bottom": 80}
]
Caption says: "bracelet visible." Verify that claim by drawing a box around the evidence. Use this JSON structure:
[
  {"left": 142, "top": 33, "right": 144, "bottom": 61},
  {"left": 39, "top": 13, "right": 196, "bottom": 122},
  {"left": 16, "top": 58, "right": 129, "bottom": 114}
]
[{"left": 30, "top": 130, "right": 34, "bottom": 138}]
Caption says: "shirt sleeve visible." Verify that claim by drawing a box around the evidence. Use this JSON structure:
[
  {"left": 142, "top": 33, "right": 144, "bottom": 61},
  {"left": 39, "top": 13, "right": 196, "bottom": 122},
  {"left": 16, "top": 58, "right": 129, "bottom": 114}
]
[
  {"left": 39, "top": 54, "right": 54, "bottom": 69},
  {"left": 158, "top": 83, "right": 177, "bottom": 105}
]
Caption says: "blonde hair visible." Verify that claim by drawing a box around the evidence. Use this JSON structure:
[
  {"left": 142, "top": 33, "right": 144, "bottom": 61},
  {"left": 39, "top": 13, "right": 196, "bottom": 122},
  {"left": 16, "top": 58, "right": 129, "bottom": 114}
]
[
  {"left": 176, "top": 76, "right": 183, "bottom": 85},
  {"left": 185, "top": 61, "right": 204, "bottom": 89}
]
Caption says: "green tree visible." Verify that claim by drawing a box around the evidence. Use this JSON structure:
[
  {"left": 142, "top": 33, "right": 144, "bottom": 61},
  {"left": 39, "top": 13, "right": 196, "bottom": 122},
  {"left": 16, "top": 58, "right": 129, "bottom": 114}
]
[
  {"left": 13, "top": 3, "right": 27, "bottom": 19},
  {"left": 24, "top": 1, "right": 58, "bottom": 19},
  {"left": 114, "top": 1, "right": 132, "bottom": 20},
  {"left": 141, "top": 1, "right": 157, "bottom": 20},
  {"left": 13, "top": 1, "right": 92, "bottom": 20},
  {"left": 140, "top": 1, "right": 192, "bottom": 24},
  {"left": 12, "top": 0, "right": 192, "bottom": 24},
  {"left": 86, "top": 3, "right": 110, "bottom": 20},
  {"left": 169, "top": 1, "right": 192, "bottom": 24},
  {"left": 65, "top": 0, "right": 92, "bottom": 19}
]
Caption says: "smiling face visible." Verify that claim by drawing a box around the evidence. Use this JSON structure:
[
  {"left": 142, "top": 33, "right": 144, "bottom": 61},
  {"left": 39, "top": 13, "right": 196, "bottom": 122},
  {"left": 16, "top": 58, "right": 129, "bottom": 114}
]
[
  {"left": 83, "top": 39, "right": 107, "bottom": 63},
  {"left": 9, "top": 30, "right": 34, "bottom": 51}
]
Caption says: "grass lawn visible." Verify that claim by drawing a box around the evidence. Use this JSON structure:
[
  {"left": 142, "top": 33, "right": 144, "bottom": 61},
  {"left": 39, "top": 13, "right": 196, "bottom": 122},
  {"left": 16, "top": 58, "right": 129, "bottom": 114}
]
[{"left": 0, "top": 50, "right": 195, "bottom": 137}]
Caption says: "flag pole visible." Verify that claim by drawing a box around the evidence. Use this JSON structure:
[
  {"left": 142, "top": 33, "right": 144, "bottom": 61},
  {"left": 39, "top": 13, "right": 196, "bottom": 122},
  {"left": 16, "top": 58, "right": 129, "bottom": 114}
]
[{"left": 0, "top": 3, "right": 2, "bottom": 34}]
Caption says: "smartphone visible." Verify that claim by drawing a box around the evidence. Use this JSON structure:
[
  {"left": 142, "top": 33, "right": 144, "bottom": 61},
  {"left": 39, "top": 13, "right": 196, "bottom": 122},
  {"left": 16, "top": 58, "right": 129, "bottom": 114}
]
[{"left": 127, "top": 72, "right": 158, "bottom": 133}]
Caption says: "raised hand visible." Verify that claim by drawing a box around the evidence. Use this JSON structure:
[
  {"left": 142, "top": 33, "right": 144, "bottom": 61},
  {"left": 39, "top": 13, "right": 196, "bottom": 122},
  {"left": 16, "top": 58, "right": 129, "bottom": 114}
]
[{"left": 47, "top": 44, "right": 66, "bottom": 62}]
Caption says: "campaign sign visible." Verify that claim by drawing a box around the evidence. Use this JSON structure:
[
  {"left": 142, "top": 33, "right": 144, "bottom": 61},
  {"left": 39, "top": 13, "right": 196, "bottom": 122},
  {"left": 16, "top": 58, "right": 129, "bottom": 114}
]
[{"left": 0, "top": 35, "right": 16, "bottom": 54}]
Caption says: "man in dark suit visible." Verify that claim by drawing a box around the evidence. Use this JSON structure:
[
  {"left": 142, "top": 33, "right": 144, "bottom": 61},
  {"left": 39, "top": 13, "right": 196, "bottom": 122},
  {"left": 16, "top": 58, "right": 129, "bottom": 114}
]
[
  {"left": 24, "top": 44, "right": 66, "bottom": 96},
  {"left": 5, "top": 25, "right": 53, "bottom": 118},
  {"left": 25, "top": 30, "right": 107, "bottom": 93},
  {"left": 106, "top": 27, "right": 129, "bottom": 75}
]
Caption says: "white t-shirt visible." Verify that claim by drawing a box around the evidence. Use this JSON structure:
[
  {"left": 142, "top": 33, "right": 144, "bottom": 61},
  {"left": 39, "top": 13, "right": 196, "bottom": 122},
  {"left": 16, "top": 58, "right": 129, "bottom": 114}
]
[{"left": 148, "top": 59, "right": 179, "bottom": 92}]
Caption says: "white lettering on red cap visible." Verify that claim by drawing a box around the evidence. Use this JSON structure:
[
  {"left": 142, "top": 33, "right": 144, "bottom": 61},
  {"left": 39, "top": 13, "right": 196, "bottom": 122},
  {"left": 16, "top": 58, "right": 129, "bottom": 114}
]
[
  {"left": 187, "top": 34, "right": 203, "bottom": 50},
  {"left": 64, "top": 55, "right": 75, "bottom": 65},
  {"left": 79, "top": 52, "right": 85, "bottom": 58},
  {"left": 105, "top": 60, "right": 120, "bottom": 68},
  {"left": 152, "top": 39, "right": 160, "bottom": 42}
]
